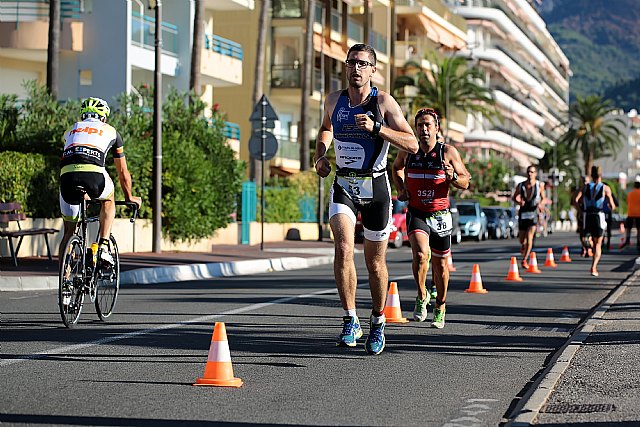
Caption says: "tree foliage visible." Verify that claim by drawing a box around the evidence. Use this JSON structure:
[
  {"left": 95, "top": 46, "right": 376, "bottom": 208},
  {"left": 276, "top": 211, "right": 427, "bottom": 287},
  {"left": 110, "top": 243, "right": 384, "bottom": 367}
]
[{"left": 558, "top": 95, "right": 626, "bottom": 176}]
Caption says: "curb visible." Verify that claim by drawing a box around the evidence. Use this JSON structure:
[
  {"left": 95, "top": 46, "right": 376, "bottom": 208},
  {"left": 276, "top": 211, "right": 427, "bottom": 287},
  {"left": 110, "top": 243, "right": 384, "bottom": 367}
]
[
  {"left": 0, "top": 255, "right": 335, "bottom": 291},
  {"left": 505, "top": 267, "right": 640, "bottom": 426}
]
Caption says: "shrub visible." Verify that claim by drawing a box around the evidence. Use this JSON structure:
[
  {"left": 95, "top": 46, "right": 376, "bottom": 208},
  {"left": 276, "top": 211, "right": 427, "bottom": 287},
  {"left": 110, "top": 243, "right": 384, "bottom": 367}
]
[{"left": 0, "top": 151, "right": 58, "bottom": 217}]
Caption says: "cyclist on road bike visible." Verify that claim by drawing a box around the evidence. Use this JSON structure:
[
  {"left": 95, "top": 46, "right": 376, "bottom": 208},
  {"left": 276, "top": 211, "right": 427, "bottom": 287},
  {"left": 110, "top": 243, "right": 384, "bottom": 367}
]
[{"left": 58, "top": 97, "right": 141, "bottom": 265}]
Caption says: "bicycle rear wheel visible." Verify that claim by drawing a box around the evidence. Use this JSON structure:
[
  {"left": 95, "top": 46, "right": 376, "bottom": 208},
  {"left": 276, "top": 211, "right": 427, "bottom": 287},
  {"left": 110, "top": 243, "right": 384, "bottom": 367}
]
[
  {"left": 59, "top": 235, "right": 85, "bottom": 328},
  {"left": 95, "top": 235, "right": 120, "bottom": 320}
]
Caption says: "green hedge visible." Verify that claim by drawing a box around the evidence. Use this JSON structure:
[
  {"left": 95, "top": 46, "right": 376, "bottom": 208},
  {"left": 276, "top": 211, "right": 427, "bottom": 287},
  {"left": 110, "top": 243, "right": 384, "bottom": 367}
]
[{"left": 0, "top": 151, "right": 58, "bottom": 217}]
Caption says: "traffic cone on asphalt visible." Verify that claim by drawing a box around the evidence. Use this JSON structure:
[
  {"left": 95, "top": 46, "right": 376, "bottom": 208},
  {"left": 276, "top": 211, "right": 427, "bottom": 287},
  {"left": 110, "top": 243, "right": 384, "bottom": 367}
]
[
  {"left": 465, "top": 264, "right": 488, "bottom": 293},
  {"left": 560, "top": 246, "right": 572, "bottom": 262},
  {"left": 447, "top": 253, "right": 456, "bottom": 272},
  {"left": 526, "top": 252, "right": 542, "bottom": 274},
  {"left": 619, "top": 235, "right": 627, "bottom": 250},
  {"left": 383, "top": 282, "right": 409, "bottom": 323},
  {"left": 505, "top": 257, "right": 524, "bottom": 282},
  {"left": 544, "top": 248, "right": 558, "bottom": 267},
  {"left": 194, "top": 322, "right": 243, "bottom": 387}
]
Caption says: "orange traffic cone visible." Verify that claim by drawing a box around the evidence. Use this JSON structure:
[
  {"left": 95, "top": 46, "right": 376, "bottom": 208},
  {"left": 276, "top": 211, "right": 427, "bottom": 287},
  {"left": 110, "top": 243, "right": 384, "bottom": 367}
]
[
  {"left": 194, "top": 322, "right": 243, "bottom": 387},
  {"left": 447, "top": 253, "right": 456, "bottom": 272},
  {"left": 465, "top": 264, "right": 488, "bottom": 293},
  {"left": 383, "top": 281, "right": 409, "bottom": 323},
  {"left": 560, "top": 246, "right": 572, "bottom": 262},
  {"left": 619, "top": 235, "right": 627, "bottom": 250},
  {"left": 544, "top": 248, "right": 557, "bottom": 267},
  {"left": 526, "top": 252, "right": 542, "bottom": 274},
  {"left": 505, "top": 257, "right": 524, "bottom": 282}
]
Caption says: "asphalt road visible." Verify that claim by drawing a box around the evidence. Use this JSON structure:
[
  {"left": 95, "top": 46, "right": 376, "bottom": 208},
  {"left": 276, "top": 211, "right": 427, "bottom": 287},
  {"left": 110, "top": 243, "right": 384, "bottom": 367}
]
[{"left": 0, "top": 232, "right": 635, "bottom": 426}]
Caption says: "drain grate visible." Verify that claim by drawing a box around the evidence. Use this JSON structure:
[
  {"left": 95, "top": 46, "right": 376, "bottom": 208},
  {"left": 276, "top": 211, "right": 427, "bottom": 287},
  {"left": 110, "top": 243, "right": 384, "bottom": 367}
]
[
  {"left": 542, "top": 403, "right": 615, "bottom": 414},
  {"left": 485, "top": 325, "right": 570, "bottom": 333}
]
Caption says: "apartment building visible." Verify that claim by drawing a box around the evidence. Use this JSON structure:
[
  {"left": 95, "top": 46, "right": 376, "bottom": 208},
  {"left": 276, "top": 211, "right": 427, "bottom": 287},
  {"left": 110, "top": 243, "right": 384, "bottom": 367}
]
[
  {"left": 600, "top": 109, "right": 640, "bottom": 190},
  {"left": 445, "top": 0, "right": 571, "bottom": 172},
  {"left": 0, "top": 0, "right": 251, "bottom": 153},
  {"left": 215, "top": 0, "right": 469, "bottom": 175}
]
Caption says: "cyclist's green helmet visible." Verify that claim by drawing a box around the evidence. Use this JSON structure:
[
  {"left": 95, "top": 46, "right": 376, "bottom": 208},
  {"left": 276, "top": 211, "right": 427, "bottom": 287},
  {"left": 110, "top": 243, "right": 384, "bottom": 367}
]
[{"left": 80, "top": 97, "right": 110, "bottom": 120}]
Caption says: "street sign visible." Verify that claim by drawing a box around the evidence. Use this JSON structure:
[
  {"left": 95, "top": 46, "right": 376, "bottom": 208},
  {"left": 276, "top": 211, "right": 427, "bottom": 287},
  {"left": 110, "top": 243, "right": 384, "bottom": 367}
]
[
  {"left": 251, "top": 120, "right": 275, "bottom": 130},
  {"left": 248, "top": 130, "right": 278, "bottom": 160},
  {"left": 249, "top": 95, "right": 279, "bottom": 122}
]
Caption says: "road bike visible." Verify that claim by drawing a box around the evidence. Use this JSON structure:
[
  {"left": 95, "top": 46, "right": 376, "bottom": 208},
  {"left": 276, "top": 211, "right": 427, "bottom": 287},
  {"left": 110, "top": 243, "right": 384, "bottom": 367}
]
[{"left": 58, "top": 187, "right": 138, "bottom": 328}]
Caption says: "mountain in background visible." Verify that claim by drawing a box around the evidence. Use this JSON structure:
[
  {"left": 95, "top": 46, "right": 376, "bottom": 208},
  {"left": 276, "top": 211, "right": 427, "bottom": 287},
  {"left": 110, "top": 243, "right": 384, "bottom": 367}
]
[{"left": 538, "top": 0, "right": 640, "bottom": 110}]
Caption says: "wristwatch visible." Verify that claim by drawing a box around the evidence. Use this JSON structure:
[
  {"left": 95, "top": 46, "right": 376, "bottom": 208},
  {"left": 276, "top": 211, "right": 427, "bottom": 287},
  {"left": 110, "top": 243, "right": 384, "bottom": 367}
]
[{"left": 451, "top": 171, "right": 458, "bottom": 182}]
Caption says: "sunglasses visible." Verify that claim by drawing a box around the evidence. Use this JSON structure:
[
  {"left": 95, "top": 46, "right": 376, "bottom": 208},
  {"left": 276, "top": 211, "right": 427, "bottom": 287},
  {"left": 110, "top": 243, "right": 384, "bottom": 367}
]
[{"left": 345, "top": 59, "right": 374, "bottom": 68}]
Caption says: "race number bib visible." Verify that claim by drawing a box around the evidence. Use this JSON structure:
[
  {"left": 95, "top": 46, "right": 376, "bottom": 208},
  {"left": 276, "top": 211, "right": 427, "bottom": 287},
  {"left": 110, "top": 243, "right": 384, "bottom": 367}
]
[
  {"left": 336, "top": 175, "right": 374, "bottom": 201},
  {"left": 426, "top": 211, "right": 453, "bottom": 237},
  {"left": 520, "top": 211, "right": 536, "bottom": 220}
]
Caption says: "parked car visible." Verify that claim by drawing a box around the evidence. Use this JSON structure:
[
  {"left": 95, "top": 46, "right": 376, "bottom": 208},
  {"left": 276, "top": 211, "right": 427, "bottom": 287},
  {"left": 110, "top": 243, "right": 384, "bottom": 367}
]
[
  {"left": 449, "top": 197, "right": 462, "bottom": 244},
  {"left": 355, "top": 197, "right": 409, "bottom": 248},
  {"left": 482, "top": 207, "right": 509, "bottom": 239},
  {"left": 457, "top": 201, "right": 488, "bottom": 241},
  {"left": 504, "top": 207, "right": 518, "bottom": 238}
]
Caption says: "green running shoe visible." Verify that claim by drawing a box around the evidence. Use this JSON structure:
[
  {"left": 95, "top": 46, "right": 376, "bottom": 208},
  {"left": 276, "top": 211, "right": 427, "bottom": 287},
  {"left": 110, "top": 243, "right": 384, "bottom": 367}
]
[
  {"left": 431, "top": 307, "right": 446, "bottom": 329},
  {"left": 413, "top": 295, "right": 429, "bottom": 322}
]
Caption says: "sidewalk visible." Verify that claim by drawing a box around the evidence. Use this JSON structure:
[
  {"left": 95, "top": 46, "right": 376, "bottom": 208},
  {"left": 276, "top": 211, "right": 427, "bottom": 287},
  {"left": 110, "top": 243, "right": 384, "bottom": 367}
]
[{"left": 0, "top": 239, "right": 337, "bottom": 291}]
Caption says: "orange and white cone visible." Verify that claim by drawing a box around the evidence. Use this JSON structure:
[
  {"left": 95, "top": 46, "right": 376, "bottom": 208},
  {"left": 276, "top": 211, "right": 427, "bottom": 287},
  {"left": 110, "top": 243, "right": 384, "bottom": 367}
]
[
  {"left": 544, "top": 248, "right": 557, "bottom": 267},
  {"left": 505, "top": 257, "right": 524, "bottom": 282},
  {"left": 560, "top": 246, "right": 572, "bottom": 262},
  {"left": 194, "top": 322, "right": 243, "bottom": 387},
  {"left": 526, "top": 252, "right": 542, "bottom": 274},
  {"left": 383, "top": 281, "right": 409, "bottom": 323},
  {"left": 465, "top": 264, "right": 488, "bottom": 293},
  {"left": 447, "top": 253, "right": 456, "bottom": 272},
  {"left": 619, "top": 235, "right": 626, "bottom": 250}
]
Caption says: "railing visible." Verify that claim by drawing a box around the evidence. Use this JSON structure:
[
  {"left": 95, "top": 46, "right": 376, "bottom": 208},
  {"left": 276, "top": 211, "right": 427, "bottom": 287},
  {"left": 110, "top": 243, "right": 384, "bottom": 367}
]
[
  {"left": 130, "top": 11, "right": 178, "bottom": 55},
  {"left": 0, "top": 0, "right": 81, "bottom": 21},
  {"left": 314, "top": 69, "right": 342, "bottom": 93},
  {"left": 272, "top": 0, "right": 303, "bottom": 18},
  {"left": 274, "top": 135, "right": 299, "bottom": 160},
  {"left": 205, "top": 33, "right": 243, "bottom": 60},
  {"left": 271, "top": 64, "right": 301, "bottom": 88},
  {"left": 369, "top": 29, "right": 387, "bottom": 55},
  {"left": 223, "top": 122, "right": 241, "bottom": 140}
]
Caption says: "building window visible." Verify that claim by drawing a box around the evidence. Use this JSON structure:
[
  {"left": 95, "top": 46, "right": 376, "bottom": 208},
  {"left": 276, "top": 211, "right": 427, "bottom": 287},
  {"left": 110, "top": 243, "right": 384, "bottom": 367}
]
[
  {"left": 272, "top": 0, "right": 303, "bottom": 18},
  {"left": 79, "top": 70, "right": 92, "bottom": 86}
]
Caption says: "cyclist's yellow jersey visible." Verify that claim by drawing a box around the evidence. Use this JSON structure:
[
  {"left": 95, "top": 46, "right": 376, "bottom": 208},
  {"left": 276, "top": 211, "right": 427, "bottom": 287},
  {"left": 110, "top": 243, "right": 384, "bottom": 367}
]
[{"left": 61, "top": 118, "right": 124, "bottom": 169}]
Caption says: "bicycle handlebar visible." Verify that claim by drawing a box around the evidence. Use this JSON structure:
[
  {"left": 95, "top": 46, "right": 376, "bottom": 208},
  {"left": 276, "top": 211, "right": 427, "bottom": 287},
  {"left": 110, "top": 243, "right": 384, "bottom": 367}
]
[{"left": 115, "top": 201, "right": 140, "bottom": 223}]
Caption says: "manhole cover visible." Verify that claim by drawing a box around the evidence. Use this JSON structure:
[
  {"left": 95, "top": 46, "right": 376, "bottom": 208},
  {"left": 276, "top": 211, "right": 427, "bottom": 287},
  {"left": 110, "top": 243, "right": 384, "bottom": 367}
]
[{"left": 542, "top": 403, "right": 615, "bottom": 414}]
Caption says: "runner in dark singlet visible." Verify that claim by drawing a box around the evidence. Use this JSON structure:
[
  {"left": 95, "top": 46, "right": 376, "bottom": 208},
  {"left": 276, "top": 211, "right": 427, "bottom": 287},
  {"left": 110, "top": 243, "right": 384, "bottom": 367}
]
[
  {"left": 512, "top": 165, "right": 546, "bottom": 269},
  {"left": 313, "top": 44, "right": 418, "bottom": 355},
  {"left": 392, "top": 108, "right": 471, "bottom": 329}
]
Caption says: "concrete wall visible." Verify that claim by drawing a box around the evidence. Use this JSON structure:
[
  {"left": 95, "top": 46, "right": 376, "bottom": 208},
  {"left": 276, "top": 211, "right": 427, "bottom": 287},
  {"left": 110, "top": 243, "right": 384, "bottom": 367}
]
[{"left": 0, "top": 219, "right": 321, "bottom": 258}]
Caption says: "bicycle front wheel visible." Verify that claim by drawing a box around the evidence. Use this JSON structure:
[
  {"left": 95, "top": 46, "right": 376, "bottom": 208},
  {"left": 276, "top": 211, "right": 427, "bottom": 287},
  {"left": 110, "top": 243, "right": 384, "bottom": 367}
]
[
  {"left": 59, "top": 235, "right": 85, "bottom": 328},
  {"left": 95, "top": 235, "right": 120, "bottom": 320}
]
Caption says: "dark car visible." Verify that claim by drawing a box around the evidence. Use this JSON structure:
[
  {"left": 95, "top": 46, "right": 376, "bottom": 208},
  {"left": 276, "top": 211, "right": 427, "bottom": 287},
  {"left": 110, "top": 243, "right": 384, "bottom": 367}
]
[
  {"left": 449, "top": 197, "right": 462, "bottom": 244},
  {"left": 503, "top": 207, "right": 517, "bottom": 238},
  {"left": 483, "top": 207, "right": 509, "bottom": 239}
]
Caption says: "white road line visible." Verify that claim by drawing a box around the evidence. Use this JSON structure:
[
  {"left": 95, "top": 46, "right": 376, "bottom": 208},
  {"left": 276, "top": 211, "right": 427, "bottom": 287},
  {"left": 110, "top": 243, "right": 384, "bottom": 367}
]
[{"left": 1, "top": 274, "right": 414, "bottom": 368}]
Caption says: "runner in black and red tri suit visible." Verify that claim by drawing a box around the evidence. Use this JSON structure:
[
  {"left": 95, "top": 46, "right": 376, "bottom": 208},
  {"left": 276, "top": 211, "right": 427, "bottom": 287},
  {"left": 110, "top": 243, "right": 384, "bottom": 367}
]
[{"left": 392, "top": 108, "right": 471, "bottom": 329}]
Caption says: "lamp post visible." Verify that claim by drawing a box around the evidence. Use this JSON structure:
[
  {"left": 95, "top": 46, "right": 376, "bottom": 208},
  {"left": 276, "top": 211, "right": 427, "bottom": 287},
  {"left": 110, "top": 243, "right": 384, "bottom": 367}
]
[{"left": 149, "top": 0, "right": 162, "bottom": 253}]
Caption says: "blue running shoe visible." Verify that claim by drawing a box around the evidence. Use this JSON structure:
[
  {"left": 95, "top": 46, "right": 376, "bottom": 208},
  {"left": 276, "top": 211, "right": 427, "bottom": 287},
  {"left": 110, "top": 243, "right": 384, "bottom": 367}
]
[
  {"left": 337, "top": 316, "right": 362, "bottom": 347},
  {"left": 365, "top": 321, "right": 386, "bottom": 355}
]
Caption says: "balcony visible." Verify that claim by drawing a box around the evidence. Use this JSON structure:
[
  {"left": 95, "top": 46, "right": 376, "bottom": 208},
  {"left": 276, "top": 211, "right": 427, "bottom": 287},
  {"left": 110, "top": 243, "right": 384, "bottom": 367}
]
[
  {"left": 0, "top": 0, "right": 81, "bottom": 21},
  {"left": 224, "top": 121, "right": 241, "bottom": 157},
  {"left": 130, "top": 11, "right": 179, "bottom": 76},
  {"left": 272, "top": 135, "right": 300, "bottom": 173},
  {"left": 271, "top": 64, "right": 301, "bottom": 89},
  {"left": 201, "top": 33, "right": 243, "bottom": 87}
]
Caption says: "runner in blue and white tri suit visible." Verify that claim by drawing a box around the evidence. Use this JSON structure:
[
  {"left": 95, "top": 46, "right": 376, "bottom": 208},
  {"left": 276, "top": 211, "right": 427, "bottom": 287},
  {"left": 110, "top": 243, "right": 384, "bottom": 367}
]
[{"left": 313, "top": 44, "right": 418, "bottom": 355}]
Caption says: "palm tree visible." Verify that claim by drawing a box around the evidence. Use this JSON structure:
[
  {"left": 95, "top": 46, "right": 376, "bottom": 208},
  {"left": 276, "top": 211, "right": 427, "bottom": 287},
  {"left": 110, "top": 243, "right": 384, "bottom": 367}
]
[
  {"left": 394, "top": 55, "right": 497, "bottom": 136},
  {"left": 190, "top": 0, "right": 204, "bottom": 99},
  {"left": 558, "top": 95, "right": 625, "bottom": 176},
  {"left": 46, "top": 0, "right": 60, "bottom": 98}
]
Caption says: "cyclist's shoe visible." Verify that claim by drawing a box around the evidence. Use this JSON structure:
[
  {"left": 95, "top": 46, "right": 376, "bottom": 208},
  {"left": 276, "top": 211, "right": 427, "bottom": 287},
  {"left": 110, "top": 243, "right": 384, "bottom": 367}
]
[
  {"left": 99, "top": 247, "right": 115, "bottom": 266},
  {"left": 430, "top": 286, "right": 438, "bottom": 300},
  {"left": 336, "top": 316, "right": 362, "bottom": 347},
  {"left": 521, "top": 259, "right": 529, "bottom": 270},
  {"left": 365, "top": 321, "right": 385, "bottom": 355},
  {"left": 413, "top": 296, "right": 429, "bottom": 322},
  {"left": 431, "top": 306, "right": 446, "bottom": 329}
]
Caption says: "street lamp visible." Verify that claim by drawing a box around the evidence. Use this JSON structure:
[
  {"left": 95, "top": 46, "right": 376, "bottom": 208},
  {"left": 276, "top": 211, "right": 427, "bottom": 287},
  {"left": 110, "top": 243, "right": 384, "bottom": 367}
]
[{"left": 149, "top": 0, "right": 162, "bottom": 252}]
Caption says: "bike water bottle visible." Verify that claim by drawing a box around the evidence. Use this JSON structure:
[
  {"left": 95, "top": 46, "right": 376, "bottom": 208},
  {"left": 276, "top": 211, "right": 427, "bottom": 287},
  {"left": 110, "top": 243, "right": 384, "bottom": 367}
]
[{"left": 91, "top": 242, "right": 99, "bottom": 266}]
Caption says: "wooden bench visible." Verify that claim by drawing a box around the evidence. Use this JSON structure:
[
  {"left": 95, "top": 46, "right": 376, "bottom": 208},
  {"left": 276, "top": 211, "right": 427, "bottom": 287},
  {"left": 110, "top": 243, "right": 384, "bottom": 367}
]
[{"left": 0, "top": 202, "right": 58, "bottom": 266}]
